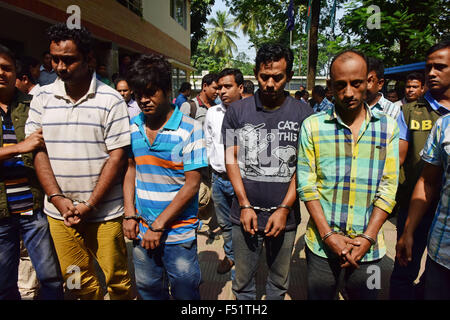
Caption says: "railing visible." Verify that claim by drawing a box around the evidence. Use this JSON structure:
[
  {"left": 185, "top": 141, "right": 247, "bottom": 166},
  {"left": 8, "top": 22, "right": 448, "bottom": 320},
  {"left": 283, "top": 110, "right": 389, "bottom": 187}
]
[{"left": 116, "top": 0, "right": 143, "bottom": 17}]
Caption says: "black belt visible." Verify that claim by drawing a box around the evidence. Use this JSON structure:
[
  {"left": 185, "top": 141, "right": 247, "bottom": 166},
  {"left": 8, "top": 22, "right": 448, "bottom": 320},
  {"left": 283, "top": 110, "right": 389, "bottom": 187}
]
[{"left": 212, "top": 169, "right": 229, "bottom": 180}]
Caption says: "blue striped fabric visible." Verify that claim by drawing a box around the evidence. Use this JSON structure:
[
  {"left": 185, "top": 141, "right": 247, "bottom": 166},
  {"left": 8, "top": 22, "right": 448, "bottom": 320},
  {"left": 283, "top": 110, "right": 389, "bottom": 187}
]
[
  {"left": 420, "top": 114, "right": 450, "bottom": 269},
  {"left": 130, "top": 107, "right": 208, "bottom": 244},
  {"left": 1, "top": 109, "right": 34, "bottom": 215}
]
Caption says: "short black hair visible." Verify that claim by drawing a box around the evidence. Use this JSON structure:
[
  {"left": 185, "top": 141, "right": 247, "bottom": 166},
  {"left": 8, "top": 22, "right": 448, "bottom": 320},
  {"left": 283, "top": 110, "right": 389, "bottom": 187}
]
[
  {"left": 126, "top": 53, "right": 172, "bottom": 96},
  {"left": 406, "top": 72, "right": 425, "bottom": 85},
  {"left": 42, "top": 51, "right": 51, "bottom": 57},
  {"left": 179, "top": 81, "right": 191, "bottom": 93},
  {"left": 0, "top": 44, "right": 16, "bottom": 67},
  {"left": 201, "top": 73, "right": 219, "bottom": 87},
  {"left": 243, "top": 80, "right": 254, "bottom": 94},
  {"left": 255, "top": 43, "right": 294, "bottom": 75},
  {"left": 312, "top": 85, "right": 326, "bottom": 98},
  {"left": 367, "top": 56, "right": 384, "bottom": 79},
  {"left": 16, "top": 56, "right": 39, "bottom": 84},
  {"left": 329, "top": 49, "right": 367, "bottom": 79},
  {"left": 426, "top": 40, "right": 450, "bottom": 57},
  {"left": 386, "top": 89, "right": 398, "bottom": 95},
  {"left": 46, "top": 23, "right": 93, "bottom": 59},
  {"left": 218, "top": 68, "right": 244, "bottom": 86},
  {"left": 294, "top": 90, "right": 302, "bottom": 97},
  {"left": 299, "top": 89, "right": 308, "bottom": 98}
]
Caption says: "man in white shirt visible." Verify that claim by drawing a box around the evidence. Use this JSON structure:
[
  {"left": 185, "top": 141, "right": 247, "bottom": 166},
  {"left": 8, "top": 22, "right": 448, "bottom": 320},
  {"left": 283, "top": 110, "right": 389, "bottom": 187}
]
[
  {"left": 115, "top": 77, "right": 141, "bottom": 119},
  {"left": 204, "top": 68, "right": 243, "bottom": 274},
  {"left": 26, "top": 23, "right": 133, "bottom": 300}
]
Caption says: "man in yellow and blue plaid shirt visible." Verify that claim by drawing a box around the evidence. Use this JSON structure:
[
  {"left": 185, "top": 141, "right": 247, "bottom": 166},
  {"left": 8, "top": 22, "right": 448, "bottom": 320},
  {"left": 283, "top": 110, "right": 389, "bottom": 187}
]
[{"left": 297, "top": 50, "right": 399, "bottom": 300}]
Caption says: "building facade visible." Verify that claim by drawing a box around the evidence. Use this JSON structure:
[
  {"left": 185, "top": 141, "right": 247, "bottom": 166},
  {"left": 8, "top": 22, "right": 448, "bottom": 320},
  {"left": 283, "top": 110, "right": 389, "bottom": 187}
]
[{"left": 0, "top": 0, "right": 193, "bottom": 95}]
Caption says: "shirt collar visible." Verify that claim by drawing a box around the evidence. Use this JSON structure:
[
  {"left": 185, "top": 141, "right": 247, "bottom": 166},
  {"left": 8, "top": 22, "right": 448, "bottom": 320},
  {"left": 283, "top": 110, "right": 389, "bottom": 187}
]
[
  {"left": 40, "top": 65, "right": 55, "bottom": 73},
  {"left": 424, "top": 91, "right": 450, "bottom": 114},
  {"left": 133, "top": 105, "right": 182, "bottom": 131},
  {"left": 196, "top": 95, "right": 205, "bottom": 107},
  {"left": 53, "top": 72, "right": 97, "bottom": 104},
  {"left": 216, "top": 102, "right": 227, "bottom": 112},
  {"left": 164, "top": 105, "right": 183, "bottom": 130},
  {"left": 327, "top": 102, "right": 379, "bottom": 123},
  {"left": 371, "top": 92, "right": 386, "bottom": 111}
]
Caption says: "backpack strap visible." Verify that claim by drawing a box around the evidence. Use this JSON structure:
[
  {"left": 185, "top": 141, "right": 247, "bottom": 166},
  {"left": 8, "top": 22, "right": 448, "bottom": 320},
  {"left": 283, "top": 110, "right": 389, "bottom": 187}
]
[{"left": 188, "top": 100, "right": 197, "bottom": 119}]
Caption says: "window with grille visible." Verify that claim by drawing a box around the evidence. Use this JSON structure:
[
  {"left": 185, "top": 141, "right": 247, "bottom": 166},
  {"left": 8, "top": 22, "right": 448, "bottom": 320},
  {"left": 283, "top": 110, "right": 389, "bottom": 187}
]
[
  {"left": 116, "top": 0, "right": 143, "bottom": 17},
  {"left": 170, "top": 0, "right": 187, "bottom": 29}
]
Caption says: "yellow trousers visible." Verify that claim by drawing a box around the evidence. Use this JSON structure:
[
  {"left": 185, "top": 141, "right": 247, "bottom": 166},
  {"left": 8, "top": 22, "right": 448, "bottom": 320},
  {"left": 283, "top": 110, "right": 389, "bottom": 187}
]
[{"left": 47, "top": 216, "right": 133, "bottom": 300}]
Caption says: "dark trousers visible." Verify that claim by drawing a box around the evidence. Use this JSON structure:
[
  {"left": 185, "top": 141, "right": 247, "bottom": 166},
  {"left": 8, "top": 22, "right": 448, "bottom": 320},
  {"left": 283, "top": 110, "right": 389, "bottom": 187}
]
[
  {"left": 424, "top": 257, "right": 450, "bottom": 300},
  {"left": 306, "top": 246, "right": 382, "bottom": 300},
  {"left": 389, "top": 207, "right": 434, "bottom": 300}
]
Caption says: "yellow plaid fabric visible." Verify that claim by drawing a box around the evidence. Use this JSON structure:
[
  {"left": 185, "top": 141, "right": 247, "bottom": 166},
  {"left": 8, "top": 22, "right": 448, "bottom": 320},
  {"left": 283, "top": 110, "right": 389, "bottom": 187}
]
[{"left": 297, "top": 105, "right": 399, "bottom": 262}]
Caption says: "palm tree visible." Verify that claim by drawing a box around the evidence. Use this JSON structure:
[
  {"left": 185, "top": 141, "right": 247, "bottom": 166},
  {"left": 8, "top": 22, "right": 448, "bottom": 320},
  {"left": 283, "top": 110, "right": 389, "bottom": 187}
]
[
  {"left": 232, "top": 12, "right": 259, "bottom": 36},
  {"left": 206, "top": 11, "right": 238, "bottom": 58}
]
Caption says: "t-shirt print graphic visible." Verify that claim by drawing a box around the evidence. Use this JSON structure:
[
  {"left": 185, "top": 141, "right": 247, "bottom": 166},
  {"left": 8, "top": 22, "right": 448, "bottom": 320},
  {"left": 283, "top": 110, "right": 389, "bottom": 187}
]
[{"left": 237, "top": 122, "right": 297, "bottom": 183}]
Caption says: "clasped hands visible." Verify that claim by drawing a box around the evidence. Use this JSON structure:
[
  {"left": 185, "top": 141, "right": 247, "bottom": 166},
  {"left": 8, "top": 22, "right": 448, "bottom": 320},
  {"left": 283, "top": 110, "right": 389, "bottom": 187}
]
[
  {"left": 52, "top": 196, "right": 91, "bottom": 227},
  {"left": 323, "top": 233, "right": 373, "bottom": 268}
]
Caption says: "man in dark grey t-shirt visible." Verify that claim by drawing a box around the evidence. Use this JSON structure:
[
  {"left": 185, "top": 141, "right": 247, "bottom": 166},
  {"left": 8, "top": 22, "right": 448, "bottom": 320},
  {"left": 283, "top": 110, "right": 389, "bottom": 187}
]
[{"left": 222, "top": 43, "right": 312, "bottom": 300}]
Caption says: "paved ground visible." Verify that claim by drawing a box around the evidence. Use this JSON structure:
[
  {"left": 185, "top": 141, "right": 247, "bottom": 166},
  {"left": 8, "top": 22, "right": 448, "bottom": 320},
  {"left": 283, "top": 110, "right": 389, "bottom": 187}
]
[
  {"left": 116, "top": 201, "right": 426, "bottom": 300},
  {"left": 193, "top": 201, "right": 427, "bottom": 300}
]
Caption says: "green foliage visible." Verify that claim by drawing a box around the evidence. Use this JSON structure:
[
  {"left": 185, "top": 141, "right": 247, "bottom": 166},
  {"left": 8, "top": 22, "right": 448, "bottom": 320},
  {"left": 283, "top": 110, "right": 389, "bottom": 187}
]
[
  {"left": 206, "top": 11, "right": 238, "bottom": 58},
  {"left": 191, "top": 0, "right": 449, "bottom": 79},
  {"left": 190, "top": 0, "right": 216, "bottom": 55},
  {"left": 191, "top": 39, "right": 228, "bottom": 74},
  {"left": 232, "top": 52, "right": 254, "bottom": 75},
  {"left": 339, "top": 0, "right": 449, "bottom": 66}
]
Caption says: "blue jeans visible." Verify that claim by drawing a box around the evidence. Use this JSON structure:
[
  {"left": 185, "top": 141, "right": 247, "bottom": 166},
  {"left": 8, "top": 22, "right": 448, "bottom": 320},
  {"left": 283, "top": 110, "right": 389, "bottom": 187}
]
[
  {"left": 232, "top": 225, "right": 296, "bottom": 300},
  {"left": 0, "top": 210, "right": 63, "bottom": 300},
  {"left": 132, "top": 239, "right": 201, "bottom": 300},
  {"left": 211, "top": 172, "right": 235, "bottom": 262},
  {"left": 389, "top": 207, "right": 433, "bottom": 300},
  {"left": 424, "top": 256, "right": 450, "bottom": 300}
]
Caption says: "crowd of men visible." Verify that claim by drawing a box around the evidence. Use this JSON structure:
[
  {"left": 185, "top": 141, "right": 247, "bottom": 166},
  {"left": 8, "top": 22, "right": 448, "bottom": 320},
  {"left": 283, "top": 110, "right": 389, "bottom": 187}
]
[{"left": 0, "top": 22, "right": 449, "bottom": 301}]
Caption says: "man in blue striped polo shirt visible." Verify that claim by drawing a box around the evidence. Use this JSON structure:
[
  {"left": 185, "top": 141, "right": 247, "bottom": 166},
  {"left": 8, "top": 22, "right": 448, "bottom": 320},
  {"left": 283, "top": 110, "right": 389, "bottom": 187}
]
[{"left": 123, "top": 54, "right": 207, "bottom": 300}]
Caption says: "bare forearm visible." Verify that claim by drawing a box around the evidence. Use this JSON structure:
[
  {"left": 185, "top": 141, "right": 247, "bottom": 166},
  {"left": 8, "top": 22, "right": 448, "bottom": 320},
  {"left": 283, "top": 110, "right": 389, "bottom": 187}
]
[
  {"left": 123, "top": 159, "right": 136, "bottom": 216},
  {"left": 88, "top": 148, "right": 127, "bottom": 207},
  {"left": 364, "top": 206, "right": 389, "bottom": 239},
  {"left": 399, "top": 139, "right": 408, "bottom": 166},
  {"left": 226, "top": 162, "right": 249, "bottom": 205},
  {"left": 281, "top": 174, "right": 297, "bottom": 208},
  {"left": 403, "top": 177, "right": 439, "bottom": 236},
  {"left": 305, "top": 199, "right": 332, "bottom": 238},
  {"left": 153, "top": 172, "right": 201, "bottom": 229},
  {"left": 225, "top": 146, "right": 249, "bottom": 206},
  {"left": 0, "top": 144, "right": 21, "bottom": 162},
  {"left": 34, "top": 150, "right": 61, "bottom": 195}
]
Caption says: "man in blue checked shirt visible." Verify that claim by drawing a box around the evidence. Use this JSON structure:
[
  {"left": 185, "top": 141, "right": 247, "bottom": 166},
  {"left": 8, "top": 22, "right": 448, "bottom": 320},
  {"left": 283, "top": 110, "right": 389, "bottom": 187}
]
[
  {"left": 123, "top": 54, "right": 207, "bottom": 300},
  {"left": 396, "top": 114, "right": 450, "bottom": 300},
  {"left": 312, "top": 85, "right": 334, "bottom": 113}
]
